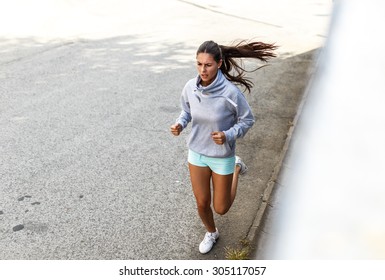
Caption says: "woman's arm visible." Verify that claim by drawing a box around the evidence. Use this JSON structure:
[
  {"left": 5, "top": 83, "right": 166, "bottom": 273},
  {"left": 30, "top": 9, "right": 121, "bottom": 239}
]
[{"left": 223, "top": 93, "right": 255, "bottom": 142}]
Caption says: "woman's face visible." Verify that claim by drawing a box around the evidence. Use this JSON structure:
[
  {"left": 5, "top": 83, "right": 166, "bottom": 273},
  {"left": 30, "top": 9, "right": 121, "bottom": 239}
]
[{"left": 196, "top": 53, "right": 222, "bottom": 87}]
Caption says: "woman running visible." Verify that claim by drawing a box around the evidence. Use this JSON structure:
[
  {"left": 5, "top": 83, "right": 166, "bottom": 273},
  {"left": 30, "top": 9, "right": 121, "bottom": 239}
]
[{"left": 170, "top": 40, "right": 276, "bottom": 254}]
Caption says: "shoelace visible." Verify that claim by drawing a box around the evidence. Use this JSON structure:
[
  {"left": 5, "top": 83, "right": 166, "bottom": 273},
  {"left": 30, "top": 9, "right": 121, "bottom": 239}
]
[{"left": 203, "top": 232, "right": 217, "bottom": 244}]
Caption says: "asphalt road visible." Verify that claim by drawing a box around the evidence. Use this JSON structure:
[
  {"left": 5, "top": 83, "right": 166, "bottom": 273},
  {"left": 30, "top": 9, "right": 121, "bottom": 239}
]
[{"left": 0, "top": 0, "right": 331, "bottom": 259}]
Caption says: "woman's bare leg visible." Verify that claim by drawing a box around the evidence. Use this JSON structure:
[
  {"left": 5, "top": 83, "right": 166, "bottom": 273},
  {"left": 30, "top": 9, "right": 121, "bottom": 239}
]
[
  {"left": 212, "top": 164, "right": 241, "bottom": 215},
  {"left": 189, "top": 163, "right": 216, "bottom": 232}
]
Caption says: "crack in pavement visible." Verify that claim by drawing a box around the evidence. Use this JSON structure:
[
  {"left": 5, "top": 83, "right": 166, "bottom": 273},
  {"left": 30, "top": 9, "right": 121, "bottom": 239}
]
[{"left": 177, "top": 0, "right": 282, "bottom": 28}]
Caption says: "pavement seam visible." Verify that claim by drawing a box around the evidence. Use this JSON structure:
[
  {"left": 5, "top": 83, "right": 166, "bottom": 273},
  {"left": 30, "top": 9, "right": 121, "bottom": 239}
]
[{"left": 177, "top": 0, "right": 282, "bottom": 28}]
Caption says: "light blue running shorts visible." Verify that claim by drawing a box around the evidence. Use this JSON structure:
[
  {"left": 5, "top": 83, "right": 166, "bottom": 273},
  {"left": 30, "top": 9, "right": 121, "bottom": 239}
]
[{"left": 188, "top": 149, "right": 236, "bottom": 175}]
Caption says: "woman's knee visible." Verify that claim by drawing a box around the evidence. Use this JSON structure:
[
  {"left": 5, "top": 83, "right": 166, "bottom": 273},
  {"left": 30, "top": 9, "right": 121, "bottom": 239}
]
[
  {"left": 213, "top": 204, "right": 230, "bottom": 215},
  {"left": 196, "top": 199, "right": 211, "bottom": 212}
]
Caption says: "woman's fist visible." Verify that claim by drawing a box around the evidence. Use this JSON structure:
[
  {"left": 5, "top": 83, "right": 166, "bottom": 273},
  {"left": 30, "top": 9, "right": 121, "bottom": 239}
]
[
  {"left": 211, "top": 131, "right": 226, "bottom": 145},
  {"left": 170, "top": 123, "right": 182, "bottom": 136}
]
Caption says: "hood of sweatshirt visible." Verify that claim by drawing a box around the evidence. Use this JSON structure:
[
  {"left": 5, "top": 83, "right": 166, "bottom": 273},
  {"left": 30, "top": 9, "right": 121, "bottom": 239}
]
[{"left": 195, "top": 69, "right": 227, "bottom": 96}]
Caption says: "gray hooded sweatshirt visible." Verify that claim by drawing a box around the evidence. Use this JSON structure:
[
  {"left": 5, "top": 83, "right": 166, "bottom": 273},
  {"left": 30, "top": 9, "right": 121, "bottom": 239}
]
[{"left": 176, "top": 70, "right": 255, "bottom": 158}]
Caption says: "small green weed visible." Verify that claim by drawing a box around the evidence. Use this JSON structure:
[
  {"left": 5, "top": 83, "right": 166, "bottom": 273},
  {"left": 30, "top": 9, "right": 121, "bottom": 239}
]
[{"left": 224, "top": 238, "right": 251, "bottom": 260}]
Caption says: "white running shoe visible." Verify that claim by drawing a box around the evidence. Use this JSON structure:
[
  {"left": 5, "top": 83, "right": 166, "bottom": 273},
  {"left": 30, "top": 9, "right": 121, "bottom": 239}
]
[
  {"left": 235, "top": 156, "right": 248, "bottom": 175},
  {"left": 199, "top": 229, "right": 219, "bottom": 254}
]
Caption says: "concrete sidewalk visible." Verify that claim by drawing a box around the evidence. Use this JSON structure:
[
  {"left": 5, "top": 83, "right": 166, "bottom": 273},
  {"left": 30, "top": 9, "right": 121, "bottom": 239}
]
[
  {"left": 178, "top": 0, "right": 331, "bottom": 56},
  {"left": 0, "top": 0, "right": 331, "bottom": 55}
]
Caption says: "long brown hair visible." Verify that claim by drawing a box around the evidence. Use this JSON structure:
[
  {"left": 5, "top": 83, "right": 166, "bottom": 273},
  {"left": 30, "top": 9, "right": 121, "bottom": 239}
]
[{"left": 196, "top": 40, "right": 277, "bottom": 92}]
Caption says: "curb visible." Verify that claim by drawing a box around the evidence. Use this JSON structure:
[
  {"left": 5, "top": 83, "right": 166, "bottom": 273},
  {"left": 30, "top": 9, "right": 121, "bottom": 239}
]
[{"left": 245, "top": 49, "right": 322, "bottom": 251}]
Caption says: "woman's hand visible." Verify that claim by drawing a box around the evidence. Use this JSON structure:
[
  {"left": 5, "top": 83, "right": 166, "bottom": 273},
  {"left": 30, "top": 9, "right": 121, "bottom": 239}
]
[
  {"left": 170, "top": 123, "right": 182, "bottom": 136},
  {"left": 211, "top": 131, "right": 226, "bottom": 145}
]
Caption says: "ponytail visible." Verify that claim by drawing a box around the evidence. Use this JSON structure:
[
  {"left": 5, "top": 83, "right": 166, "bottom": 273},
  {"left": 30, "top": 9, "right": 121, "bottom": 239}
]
[{"left": 197, "top": 40, "right": 277, "bottom": 92}]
